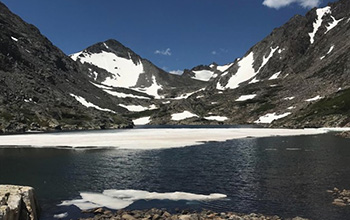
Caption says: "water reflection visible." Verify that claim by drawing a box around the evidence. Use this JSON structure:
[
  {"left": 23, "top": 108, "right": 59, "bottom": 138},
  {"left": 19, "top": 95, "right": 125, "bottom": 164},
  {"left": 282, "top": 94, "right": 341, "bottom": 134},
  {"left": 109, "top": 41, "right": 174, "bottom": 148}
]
[{"left": 0, "top": 134, "right": 350, "bottom": 220}]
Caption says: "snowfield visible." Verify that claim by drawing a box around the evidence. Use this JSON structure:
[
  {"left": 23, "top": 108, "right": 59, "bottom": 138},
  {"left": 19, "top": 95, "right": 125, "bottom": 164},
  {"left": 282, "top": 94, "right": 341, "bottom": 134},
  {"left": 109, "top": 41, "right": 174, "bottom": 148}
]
[{"left": 0, "top": 128, "right": 338, "bottom": 150}]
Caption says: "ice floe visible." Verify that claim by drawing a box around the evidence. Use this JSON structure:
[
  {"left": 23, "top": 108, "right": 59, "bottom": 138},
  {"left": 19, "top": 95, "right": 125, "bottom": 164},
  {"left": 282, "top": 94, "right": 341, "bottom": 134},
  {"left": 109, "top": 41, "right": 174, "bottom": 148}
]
[
  {"left": 0, "top": 128, "right": 335, "bottom": 150},
  {"left": 59, "top": 190, "right": 227, "bottom": 210}
]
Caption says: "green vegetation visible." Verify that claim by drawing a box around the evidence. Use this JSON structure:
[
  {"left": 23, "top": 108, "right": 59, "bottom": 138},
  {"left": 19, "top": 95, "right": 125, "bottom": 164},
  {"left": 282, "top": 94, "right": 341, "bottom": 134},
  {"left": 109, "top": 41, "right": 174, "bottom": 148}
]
[
  {"left": 306, "top": 89, "right": 350, "bottom": 116},
  {"left": 253, "top": 102, "right": 276, "bottom": 114}
]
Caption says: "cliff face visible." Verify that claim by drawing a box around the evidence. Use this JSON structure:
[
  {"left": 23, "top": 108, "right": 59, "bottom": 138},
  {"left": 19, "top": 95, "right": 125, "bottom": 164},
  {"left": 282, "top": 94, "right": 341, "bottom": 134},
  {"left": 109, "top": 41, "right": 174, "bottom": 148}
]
[
  {"left": 0, "top": 2, "right": 132, "bottom": 133},
  {"left": 0, "top": 185, "right": 40, "bottom": 220}
]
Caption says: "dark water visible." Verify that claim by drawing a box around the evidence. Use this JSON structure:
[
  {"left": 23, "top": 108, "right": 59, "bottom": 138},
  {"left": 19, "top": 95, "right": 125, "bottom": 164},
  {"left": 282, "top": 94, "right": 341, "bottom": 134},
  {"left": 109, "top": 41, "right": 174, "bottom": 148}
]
[{"left": 1, "top": 131, "right": 350, "bottom": 219}]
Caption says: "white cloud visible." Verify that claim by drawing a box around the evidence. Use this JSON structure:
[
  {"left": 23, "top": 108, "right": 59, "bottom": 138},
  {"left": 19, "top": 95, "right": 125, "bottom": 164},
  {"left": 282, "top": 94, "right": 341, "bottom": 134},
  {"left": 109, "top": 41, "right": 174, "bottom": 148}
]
[
  {"left": 155, "top": 48, "right": 171, "bottom": 56},
  {"left": 169, "top": 70, "right": 183, "bottom": 75},
  {"left": 211, "top": 51, "right": 217, "bottom": 55},
  {"left": 262, "top": 0, "right": 321, "bottom": 9}
]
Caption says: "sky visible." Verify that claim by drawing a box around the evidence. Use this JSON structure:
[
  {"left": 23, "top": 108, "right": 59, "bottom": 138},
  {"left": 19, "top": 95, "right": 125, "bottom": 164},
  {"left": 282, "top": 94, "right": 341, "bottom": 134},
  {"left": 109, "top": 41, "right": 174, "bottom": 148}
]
[{"left": 2, "top": 0, "right": 336, "bottom": 74}]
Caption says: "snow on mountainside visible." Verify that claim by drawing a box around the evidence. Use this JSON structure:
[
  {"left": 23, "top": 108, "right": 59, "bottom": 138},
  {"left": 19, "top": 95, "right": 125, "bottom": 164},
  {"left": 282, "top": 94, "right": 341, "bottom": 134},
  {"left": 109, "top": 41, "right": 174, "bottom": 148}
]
[
  {"left": 71, "top": 39, "right": 207, "bottom": 99},
  {"left": 1, "top": 0, "right": 350, "bottom": 131},
  {"left": 0, "top": 2, "right": 132, "bottom": 133},
  {"left": 150, "top": 0, "right": 350, "bottom": 127}
]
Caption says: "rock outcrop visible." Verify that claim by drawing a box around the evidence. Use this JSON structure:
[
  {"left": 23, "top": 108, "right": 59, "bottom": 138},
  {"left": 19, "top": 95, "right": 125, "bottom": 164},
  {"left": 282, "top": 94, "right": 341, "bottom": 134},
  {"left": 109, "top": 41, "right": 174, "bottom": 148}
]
[
  {"left": 79, "top": 208, "right": 310, "bottom": 220},
  {"left": 0, "top": 185, "right": 40, "bottom": 220}
]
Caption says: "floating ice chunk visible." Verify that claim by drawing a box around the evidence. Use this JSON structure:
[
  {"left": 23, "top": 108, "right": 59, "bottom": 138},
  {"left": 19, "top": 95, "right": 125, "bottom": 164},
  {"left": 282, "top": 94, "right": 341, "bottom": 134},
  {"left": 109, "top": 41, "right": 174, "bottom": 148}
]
[
  {"left": 305, "top": 95, "right": 322, "bottom": 102},
  {"left": 60, "top": 190, "right": 227, "bottom": 210},
  {"left": 171, "top": 111, "right": 198, "bottom": 121},
  {"left": 53, "top": 212, "right": 68, "bottom": 219},
  {"left": 236, "top": 94, "right": 256, "bottom": 101},
  {"left": 70, "top": 94, "right": 115, "bottom": 113},
  {"left": 255, "top": 112, "right": 291, "bottom": 124}
]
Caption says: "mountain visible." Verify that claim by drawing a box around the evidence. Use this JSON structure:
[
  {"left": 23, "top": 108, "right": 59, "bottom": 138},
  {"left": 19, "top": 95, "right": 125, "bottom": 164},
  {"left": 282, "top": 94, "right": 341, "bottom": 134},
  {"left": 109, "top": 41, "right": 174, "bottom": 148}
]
[
  {"left": 0, "top": 2, "right": 132, "bottom": 133},
  {"left": 1, "top": 0, "right": 349, "bottom": 131},
  {"left": 71, "top": 40, "right": 207, "bottom": 99},
  {"left": 149, "top": 0, "right": 350, "bottom": 127}
]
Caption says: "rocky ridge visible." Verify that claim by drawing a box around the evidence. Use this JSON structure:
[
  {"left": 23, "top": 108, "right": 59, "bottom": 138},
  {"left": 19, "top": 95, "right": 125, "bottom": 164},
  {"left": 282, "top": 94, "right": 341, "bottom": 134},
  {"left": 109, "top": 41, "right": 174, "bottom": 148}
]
[{"left": 0, "top": 2, "right": 132, "bottom": 133}]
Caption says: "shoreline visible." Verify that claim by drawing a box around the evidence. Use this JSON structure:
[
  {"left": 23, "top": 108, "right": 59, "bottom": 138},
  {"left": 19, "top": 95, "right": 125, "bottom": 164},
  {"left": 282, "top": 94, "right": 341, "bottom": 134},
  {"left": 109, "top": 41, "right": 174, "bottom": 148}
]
[
  {"left": 75, "top": 208, "right": 310, "bottom": 220},
  {"left": 0, "top": 127, "right": 336, "bottom": 150}
]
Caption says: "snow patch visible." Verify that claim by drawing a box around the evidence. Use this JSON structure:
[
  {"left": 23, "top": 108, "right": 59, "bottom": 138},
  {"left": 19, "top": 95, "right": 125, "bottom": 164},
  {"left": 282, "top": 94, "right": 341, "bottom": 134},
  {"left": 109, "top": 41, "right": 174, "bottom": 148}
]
[
  {"left": 255, "top": 112, "right": 291, "bottom": 124},
  {"left": 172, "top": 89, "right": 205, "bottom": 100},
  {"left": 225, "top": 52, "right": 256, "bottom": 89},
  {"left": 257, "top": 47, "right": 278, "bottom": 73},
  {"left": 249, "top": 77, "right": 260, "bottom": 84},
  {"left": 236, "top": 94, "right": 256, "bottom": 101},
  {"left": 119, "top": 104, "right": 157, "bottom": 112},
  {"left": 192, "top": 70, "right": 216, "bottom": 81},
  {"left": 133, "top": 117, "right": 151, "bottom": 125},
  {"left": 70, "top": 94, "right": 115, "bottom": 113},
  {"left": 135, "top": 75, "right": 163, "bottom": 99},
  {"left": 305, "top": 95, "right": 322, "bottom": 102},
  {"left": 171, "top": 111, "right": 198, "bottom": 121},
  {"left": 71, "top": 51, "right": 144, "bottom": 89},
  {"left": 320, "top": 45, "right": 334, "bottom": 60},
  {"left": 217, "top": 63, "right": 234, "bottom": 72},
  {"left": 309, "top": 6, "right": 331, "bottom": 44},
  {"left": 284, "top": 97, "right": 295, "bottom": 100},
  {"left": 287, "top": 106, "right": 296, "bottom": 110},
  {"left": 59, "top": 190, "right": 227, "bottom": 210},
  {"left": 204, "top": 116, "right": 228, "bottom": 122},
  {"left": 0, "top": 128, "right": 333, "bottom": 150},
  {"left": 325, "top": 17, "right": 344, "bottom": 33},
  {"left": 269, "top": 71, "right": 281, "bottom": 80},
  {"left": 11, "top": 36, "right": 18, "bottom": 42}
]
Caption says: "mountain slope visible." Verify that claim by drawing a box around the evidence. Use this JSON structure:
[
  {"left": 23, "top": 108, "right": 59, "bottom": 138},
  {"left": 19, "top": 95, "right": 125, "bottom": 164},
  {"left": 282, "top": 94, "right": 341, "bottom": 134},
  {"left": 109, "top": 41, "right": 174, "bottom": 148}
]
[
  {"left": 150, "top": 0, "right": 350, "bottom": 127},
  {"left": 0, "top": 2, "right": 132, "bottom": 133},
  {"left": 71, "top": 39, "right": 207, "bottom": 99}
]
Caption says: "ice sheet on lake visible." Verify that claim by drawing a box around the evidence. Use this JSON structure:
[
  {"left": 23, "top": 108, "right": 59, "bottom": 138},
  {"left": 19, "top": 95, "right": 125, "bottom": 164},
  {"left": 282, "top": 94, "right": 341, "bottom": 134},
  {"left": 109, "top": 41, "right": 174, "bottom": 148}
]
[
  {"left": 59, "top": 189, "right": 227, "bottom": 210},
  {"left": 0, "top": 128, "right": 335, "bottom": 150}
]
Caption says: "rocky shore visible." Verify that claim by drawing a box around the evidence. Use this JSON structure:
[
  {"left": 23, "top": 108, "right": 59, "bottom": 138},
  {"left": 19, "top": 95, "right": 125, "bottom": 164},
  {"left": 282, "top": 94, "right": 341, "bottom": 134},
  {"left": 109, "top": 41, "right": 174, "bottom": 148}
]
[
  {"left": 335, "top": 131, "right": 350, "bottom": 139},
  {"left": 328, "top": 188, "right": 350, "bottom": 207},
  {"left": 78, "top": 208, "right": 309, "bottom": 220},
  {"left": 0, "top": 185, "right": 40, "bottom": 220}
]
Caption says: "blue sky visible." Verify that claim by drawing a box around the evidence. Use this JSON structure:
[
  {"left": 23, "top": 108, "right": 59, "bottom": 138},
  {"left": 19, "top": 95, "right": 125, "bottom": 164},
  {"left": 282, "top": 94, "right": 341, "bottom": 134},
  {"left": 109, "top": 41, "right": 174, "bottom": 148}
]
[{"left": 2, "top": 0, "right": 336, "bottom": 73}]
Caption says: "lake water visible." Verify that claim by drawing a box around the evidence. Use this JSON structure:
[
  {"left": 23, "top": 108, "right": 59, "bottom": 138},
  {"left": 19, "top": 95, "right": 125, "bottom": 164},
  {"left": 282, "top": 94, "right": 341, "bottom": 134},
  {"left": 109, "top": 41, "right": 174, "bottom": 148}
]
[{"left": 0, "top": 129, "right": 350, "bottom": 219}]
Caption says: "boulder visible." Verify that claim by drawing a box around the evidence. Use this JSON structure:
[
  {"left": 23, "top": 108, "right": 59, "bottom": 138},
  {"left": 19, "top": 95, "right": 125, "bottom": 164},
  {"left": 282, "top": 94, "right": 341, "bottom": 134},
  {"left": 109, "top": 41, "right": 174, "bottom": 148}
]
[{"left": 0, "top": 185, "right": 40, "bottom": 220}]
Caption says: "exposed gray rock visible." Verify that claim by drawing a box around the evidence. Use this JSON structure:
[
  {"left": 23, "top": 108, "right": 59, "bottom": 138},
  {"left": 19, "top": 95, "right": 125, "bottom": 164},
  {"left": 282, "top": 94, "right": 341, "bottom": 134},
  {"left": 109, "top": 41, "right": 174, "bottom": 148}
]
[
  {"left": 79, "top": 208, "right": 310, "bottom": 220},
  {"left": 0, "top": 185, "right": 40, "bottom": 220}
]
